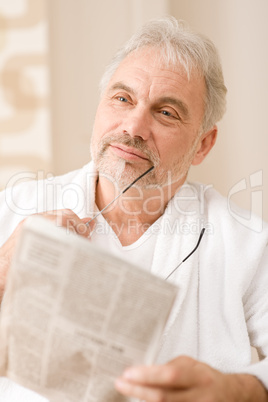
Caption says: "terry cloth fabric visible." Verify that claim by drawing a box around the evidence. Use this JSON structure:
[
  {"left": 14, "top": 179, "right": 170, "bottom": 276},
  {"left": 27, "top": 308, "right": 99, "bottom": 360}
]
[
  {"left": 0, "top": 377, "right": 48, "bottom": 402},
  {"left": 0, "top": 160, "right": 268, "bottom": 399}
]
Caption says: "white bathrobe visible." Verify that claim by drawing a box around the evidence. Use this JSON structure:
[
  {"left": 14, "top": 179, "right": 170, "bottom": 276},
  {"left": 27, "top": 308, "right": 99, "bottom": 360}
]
[{"left": 0, "top": 161, "right": 268, "bottom": 400}]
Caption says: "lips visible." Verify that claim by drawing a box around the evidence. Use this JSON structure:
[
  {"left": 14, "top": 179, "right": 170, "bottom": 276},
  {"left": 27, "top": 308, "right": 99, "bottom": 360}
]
[{"left": 110, "top": 143, "right": 149, "bottom": 161}]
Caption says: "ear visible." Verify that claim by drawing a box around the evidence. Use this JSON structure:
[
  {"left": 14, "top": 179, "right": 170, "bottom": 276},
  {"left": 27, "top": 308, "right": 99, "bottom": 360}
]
[{"left": 191, "top": 126, "right": 218, "bottom": 166}]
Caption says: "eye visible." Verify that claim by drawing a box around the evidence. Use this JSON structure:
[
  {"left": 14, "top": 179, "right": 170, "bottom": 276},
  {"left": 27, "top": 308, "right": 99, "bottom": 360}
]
[
  {"left": 160, "top": 108, "right": 180, "bottom": 120},
  {"left": 117, "top": 96, "right": 128, "bottom": 102},
  {"left": 161, "top": 110, "right": 172, "bottom": 117}
]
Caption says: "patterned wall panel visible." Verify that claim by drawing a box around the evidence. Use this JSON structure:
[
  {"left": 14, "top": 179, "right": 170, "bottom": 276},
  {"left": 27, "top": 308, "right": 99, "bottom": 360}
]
[{"left": 0, "top": 0, "right": 52, "bottom": 190}]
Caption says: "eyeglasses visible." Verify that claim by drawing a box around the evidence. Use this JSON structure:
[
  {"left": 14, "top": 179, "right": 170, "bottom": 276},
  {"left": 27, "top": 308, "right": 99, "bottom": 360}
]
[
  {"left": 165, "top": 228, "right": 205, "bottom": 280},
  {"left": 87, "top": 166, "right": 206, "bottom": 281},
  {"left": 86, "top": 166, "right": 154, "bottom": 225}
]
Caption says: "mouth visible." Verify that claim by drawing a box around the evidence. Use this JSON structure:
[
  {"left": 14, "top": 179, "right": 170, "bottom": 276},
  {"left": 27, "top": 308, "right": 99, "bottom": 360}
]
[{"left": 109, "top": 143, "right": 150, "bottom": 162}]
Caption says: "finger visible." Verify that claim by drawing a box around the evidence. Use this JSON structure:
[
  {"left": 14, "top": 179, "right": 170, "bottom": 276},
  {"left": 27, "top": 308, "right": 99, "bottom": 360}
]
[
  {"left": 121, "top": 364, "right": 181, "bottom": 387},
  {"left": 0, "top": 256, "right": 10, "bottom": 302},
  {"left": 115, "top": 377, "right": 190, "bottom": 402},
  {"left": 166, "top": 357, "right": 217, "bottom": 389},
  {"left": 37, "top": 210, "right": 93, "bottom": 238},
  {"left": 121, "top": 357, "right": 207, "bottom": 389}
]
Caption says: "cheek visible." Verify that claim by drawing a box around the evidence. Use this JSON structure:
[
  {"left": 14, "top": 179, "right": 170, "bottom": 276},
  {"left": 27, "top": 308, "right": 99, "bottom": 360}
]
[
  {"left": 156, "top": 134, "right": 194, "bottom": 166},
  {"left": 93, "top": 106, "right": 120, "bottom": 140},
  {"left": 154, "top": 136, "right": 180, "bottom": 163}
]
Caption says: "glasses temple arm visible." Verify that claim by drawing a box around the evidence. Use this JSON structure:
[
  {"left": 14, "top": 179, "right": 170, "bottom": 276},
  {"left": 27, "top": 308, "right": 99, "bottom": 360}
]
[
  {"left": 165, "top": 228, "right": 206, "bottom": 281},
  {"left": 182, "top": 227, "right": 206, "bottom": 264}
]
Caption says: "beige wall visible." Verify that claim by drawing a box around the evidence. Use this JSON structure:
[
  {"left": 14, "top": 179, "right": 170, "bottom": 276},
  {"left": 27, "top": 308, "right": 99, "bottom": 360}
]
[
  {"left": 1, "top": 0, "right": 268, "bottom": 223},
  {"left": 0, "top": 0, "right": 52, "bottom": 190},
  {"left": 170, "top": 0, "right": 268, "bottom": 222}
]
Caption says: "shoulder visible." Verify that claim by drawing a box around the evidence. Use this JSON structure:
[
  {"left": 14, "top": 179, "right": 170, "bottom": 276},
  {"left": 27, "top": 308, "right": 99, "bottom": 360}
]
[
  {"left": 192, "top": 182, "right": 268, "bottom": 267},
  {"left": 186, "top": 181, "right": 266, "bottom": 229},
  {"left": 173, "top": 181, "right": 268, "bottom": 257},
  {"left": 0, "top": 162, "right": 96, "bottom": 245},
  {"left": 3, "top": 161, "right": 95, "bottom": 206}
]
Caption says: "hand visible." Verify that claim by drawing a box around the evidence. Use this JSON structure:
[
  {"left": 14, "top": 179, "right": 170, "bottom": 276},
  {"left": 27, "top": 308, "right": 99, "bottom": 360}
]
[
  {"left": 115, "top": 355, "right": 268, "bottom": 401},
  {"left": 0, "top": 209, "right": 94, "bottom": 302}
]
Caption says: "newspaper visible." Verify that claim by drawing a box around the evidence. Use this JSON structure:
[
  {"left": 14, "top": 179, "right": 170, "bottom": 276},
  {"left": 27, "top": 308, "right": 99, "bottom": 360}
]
[{"left": 0, "top": 216, "right": 178, "bottom": 402}]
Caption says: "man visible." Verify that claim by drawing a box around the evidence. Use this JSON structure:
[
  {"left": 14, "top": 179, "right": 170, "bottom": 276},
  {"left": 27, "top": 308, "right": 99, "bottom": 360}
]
[{"left": 0, "top": 17, "right": 268, "bottom": 401}]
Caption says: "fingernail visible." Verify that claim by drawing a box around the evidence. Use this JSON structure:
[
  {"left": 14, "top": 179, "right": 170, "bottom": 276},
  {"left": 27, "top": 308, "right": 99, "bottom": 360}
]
[
  {"left": 122, "top": 368, "right": 136, "bottom": 380},
  {"left": 115, "top": 378, "right": 125, "bottom": 390}
]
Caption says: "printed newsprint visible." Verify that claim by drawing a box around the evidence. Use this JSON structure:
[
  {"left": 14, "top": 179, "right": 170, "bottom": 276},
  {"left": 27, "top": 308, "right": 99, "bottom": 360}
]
[{"left": 0, "top": 216, "right": 178, "bottom": 402}]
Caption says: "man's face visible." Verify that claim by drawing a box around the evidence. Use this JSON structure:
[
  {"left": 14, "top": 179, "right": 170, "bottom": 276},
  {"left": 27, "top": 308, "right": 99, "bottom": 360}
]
[{"left": 91, "top": 47, "right": 208, "bottom": 189}]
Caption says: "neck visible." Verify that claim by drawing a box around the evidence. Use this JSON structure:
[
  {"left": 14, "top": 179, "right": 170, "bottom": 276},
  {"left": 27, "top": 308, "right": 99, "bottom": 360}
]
[{"left": 95, "top": 173, "right": 186, "bottom": 245}]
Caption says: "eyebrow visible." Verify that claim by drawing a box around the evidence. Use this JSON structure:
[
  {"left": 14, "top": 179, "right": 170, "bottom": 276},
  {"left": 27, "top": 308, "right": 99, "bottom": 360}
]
[
  {"left": 109, "top": 82, "right": 136, "bottom": 95},
  {"left": 108, "top": 82, "right": 189, "bottom": 119}
]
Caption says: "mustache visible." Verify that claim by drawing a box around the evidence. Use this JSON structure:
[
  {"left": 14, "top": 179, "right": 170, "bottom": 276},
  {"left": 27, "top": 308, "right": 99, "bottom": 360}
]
[{"left": 98, "top": 133, "right": 160, "bottom": 166}]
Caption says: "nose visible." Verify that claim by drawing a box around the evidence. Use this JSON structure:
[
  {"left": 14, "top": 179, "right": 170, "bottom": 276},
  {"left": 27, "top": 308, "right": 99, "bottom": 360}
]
[{"left": 122, "top": 106, "right": 152, "bottom": 141}]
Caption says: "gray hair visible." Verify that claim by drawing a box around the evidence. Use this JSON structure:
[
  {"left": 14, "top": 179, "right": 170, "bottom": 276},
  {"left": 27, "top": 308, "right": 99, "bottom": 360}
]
[{"left": 99, "top": 17, "right": 227, "bottom": 132}]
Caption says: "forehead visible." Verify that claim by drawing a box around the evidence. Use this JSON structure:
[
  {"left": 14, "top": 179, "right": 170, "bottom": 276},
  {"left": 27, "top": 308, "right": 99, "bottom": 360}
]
[
  {"left": 108, "top": 47, "right": 206, "bottom": 98},
  {"left": 106, "top": 47, "right": 206, "bottom": 123}
]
